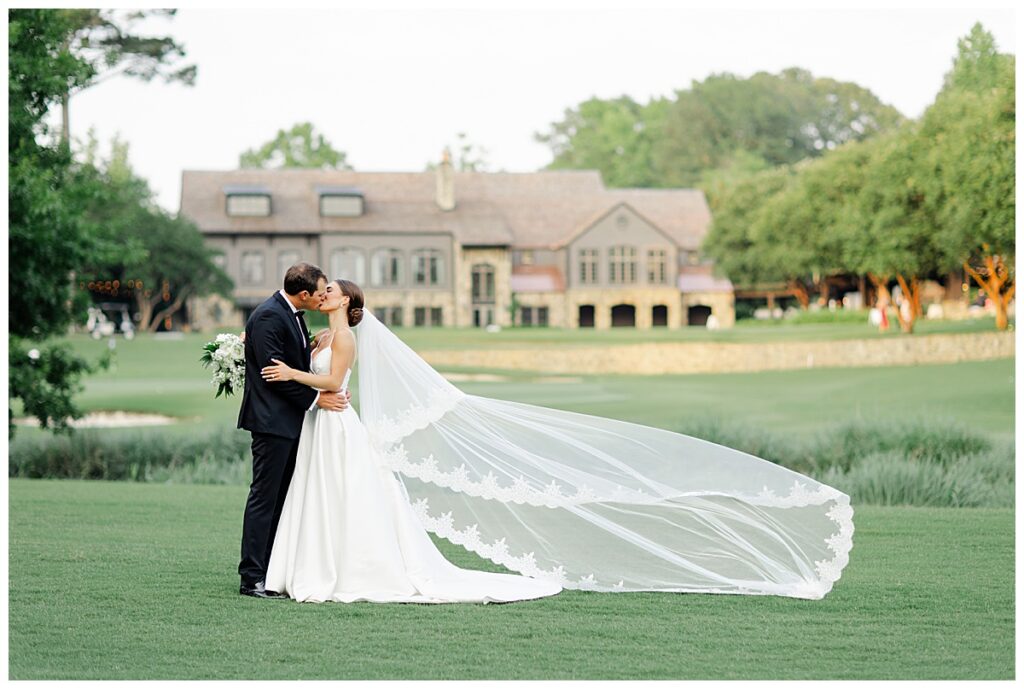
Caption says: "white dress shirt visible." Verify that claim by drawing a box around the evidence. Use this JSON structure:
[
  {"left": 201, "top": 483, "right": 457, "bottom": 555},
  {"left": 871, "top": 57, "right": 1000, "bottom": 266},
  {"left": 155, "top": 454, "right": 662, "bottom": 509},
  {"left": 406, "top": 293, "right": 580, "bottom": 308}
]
[{"left": 278, "top": 289, "right": 320, "bottom": 411}]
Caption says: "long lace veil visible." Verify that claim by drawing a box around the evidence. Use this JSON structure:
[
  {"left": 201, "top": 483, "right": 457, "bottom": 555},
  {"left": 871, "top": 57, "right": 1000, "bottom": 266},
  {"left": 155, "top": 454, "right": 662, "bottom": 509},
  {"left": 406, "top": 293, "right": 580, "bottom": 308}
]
[{"left": 355, "top": 311, "right": 853, "bottom": 599}]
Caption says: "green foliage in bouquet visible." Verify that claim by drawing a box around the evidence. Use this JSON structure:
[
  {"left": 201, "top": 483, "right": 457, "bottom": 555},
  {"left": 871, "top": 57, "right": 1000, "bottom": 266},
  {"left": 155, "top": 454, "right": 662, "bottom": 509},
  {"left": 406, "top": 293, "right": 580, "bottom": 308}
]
[{"left": 199, "top": 334, "right": 245, "bottom": 398}]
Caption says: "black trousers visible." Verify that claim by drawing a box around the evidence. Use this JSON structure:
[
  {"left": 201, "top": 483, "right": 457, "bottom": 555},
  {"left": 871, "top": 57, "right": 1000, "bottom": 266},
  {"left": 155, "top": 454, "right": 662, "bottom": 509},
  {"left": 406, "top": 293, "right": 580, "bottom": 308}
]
[{"left": 238, "top": 431, "right": 300, "bottom": 585}]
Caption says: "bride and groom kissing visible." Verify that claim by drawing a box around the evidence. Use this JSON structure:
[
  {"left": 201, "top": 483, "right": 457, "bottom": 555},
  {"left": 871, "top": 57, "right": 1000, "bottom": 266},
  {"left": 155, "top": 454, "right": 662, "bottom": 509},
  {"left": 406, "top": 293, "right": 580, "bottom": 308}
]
[
  {"left": 233, "top": 262, "right": 854, "bottom": 604},
  {"left": 236, "top": 262, "right": 561, "bottom": 603}
]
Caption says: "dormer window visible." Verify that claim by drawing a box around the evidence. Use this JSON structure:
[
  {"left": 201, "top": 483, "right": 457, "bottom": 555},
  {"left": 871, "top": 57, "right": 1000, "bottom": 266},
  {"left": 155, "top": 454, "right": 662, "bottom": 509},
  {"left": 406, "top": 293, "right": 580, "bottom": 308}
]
[
  {"left": 224, "top": 185, "right": 272, "bottom": 217},
  {"left": 318, "top": 186, "right": 364, "bottom": 217}
]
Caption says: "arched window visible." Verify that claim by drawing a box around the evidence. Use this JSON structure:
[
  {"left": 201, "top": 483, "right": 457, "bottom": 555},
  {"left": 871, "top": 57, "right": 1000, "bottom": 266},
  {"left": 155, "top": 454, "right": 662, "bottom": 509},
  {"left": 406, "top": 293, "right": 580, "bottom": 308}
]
[
  {"left": 371, "top": 248, "right": 403, "bottom": 287},
  {"left": 611, "top": 304, "right": 636, "bottom": 327},
  {"left": 578, "top": 304, "right": 595, "bottom": 328},
  {"left": 652, "top": 304, "right": 668, "bottom": 326},
  {"left": 412, "top": 249, "right": 445, "bottom": 286},
  {"left": 330, "top": 248, "right": 365, "bottom": 284},
  {"left": 608, "top": 246, "right": 637, "bottom": 284}
]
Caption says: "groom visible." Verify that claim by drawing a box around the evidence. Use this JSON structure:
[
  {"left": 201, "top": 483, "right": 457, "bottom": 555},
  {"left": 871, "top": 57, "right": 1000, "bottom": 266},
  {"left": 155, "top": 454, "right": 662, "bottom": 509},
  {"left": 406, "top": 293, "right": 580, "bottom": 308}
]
[{"left": 236, "top": 262, "right": 350, "bottom": 598}]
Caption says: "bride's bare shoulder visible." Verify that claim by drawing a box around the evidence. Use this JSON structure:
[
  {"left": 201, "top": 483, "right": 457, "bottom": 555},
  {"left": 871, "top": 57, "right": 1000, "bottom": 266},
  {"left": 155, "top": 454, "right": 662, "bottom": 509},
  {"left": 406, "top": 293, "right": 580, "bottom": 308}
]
[{"left": 329, "top": 328, "right": 356, "bottom": 352}]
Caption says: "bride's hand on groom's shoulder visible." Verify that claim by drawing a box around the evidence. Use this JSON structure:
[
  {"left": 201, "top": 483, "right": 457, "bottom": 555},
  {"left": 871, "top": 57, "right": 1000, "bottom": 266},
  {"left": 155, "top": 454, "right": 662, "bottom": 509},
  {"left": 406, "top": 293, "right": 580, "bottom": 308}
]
[{"left": 261, "top": 358, "right": 295, "bottom": 382}]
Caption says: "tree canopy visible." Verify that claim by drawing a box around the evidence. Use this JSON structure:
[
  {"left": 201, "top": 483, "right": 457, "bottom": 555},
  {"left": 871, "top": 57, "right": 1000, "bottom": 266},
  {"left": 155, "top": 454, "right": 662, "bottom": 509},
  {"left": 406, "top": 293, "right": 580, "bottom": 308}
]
[
  {"left": 56, "top": 9, "right": 196, "bottom": 143},
  {"left": 536, "top": 95, "right": 667, "bottom": 187},
  {"left": 699, "top": 23, "right": 1014, "bottom": 332},
  {"left": 240, "top": 122, "right": 352, "bottom": 169},
  {"left": 9, "top": 9, "right": 106, "bottom": 436},
  {"left": 535, "top": 68, "right": 904, "bottom": 188}
]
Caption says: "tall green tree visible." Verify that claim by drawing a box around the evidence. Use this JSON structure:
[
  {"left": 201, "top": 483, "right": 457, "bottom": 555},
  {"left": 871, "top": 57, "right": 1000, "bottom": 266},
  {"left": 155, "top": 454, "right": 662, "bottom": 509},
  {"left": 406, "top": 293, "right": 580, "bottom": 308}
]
[
  {"left": 536, "top": 69, "right": 903, "bottom": 188},
  {"left": 240, "top": 122, "right": 352, "bottom": 169},
  {"left": 8, "top": 9, "right": 106, "bottom": 437},
  {"left": 657, "top": 69, "right": 905, "bottom": 187},
  {"left": 57, "top": 9, "right": 196, "bottom": 144},
  {"left": 919, "top": 23, "right": 1015, "bottom": 330},
  {"left": 535, "top": 95, "right": 668, "bottom": 187},
  {"left": 747, "top": 152, "right": 857, "bottom": 310},
  {"left": 838, "top": 128, "right": 943, "bottom": 333},
  {"left": 701, "top": 166, "right": 796, "bottom": 289},
  {"left": 77, "top": 137, "right": 233, "bottom": 332},
  {"left": 703, "top": 144, "right": 866, "bottom": 310}
]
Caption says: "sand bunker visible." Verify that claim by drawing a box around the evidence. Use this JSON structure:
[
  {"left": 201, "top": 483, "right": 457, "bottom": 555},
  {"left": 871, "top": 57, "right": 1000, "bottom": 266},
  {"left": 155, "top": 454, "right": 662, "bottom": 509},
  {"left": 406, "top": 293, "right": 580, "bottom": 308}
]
[{"left": 14, "top": 411, "right": 179, "bottom": 429}]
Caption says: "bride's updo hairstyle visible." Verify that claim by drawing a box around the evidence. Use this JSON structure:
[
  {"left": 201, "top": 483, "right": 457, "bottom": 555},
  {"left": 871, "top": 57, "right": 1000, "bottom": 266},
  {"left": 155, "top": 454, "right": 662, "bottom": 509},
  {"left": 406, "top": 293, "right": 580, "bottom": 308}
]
[{"left": 335, "top": 279, "right": 365, "bottom": 326}]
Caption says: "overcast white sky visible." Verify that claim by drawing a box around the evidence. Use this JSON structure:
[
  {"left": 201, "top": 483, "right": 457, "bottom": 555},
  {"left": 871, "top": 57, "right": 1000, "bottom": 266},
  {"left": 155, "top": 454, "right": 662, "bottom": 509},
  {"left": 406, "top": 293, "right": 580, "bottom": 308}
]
[{"left": 48, "top": 5, "right": 1016, "bottom": 212}]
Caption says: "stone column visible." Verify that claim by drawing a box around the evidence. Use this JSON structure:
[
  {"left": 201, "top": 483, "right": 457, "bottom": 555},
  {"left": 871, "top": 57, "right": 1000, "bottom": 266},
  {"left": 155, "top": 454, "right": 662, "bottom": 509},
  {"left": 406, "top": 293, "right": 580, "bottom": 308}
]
[{"left": 596, "top": 298, "right": 612, "bottom": 329}]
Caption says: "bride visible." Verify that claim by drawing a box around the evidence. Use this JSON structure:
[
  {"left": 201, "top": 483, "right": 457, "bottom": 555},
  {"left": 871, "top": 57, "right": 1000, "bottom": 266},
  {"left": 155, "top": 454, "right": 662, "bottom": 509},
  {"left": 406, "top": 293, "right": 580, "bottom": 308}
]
[{"left": 261, "top": 279, "right": 853, "bottom": 603}]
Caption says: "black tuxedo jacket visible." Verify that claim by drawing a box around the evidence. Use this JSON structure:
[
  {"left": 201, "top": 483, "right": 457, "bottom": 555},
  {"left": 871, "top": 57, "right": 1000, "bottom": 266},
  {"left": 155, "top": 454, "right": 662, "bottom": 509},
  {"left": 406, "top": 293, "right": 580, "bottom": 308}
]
[{"left": 237, "top": 292, "right": 318, "bottom": 439}]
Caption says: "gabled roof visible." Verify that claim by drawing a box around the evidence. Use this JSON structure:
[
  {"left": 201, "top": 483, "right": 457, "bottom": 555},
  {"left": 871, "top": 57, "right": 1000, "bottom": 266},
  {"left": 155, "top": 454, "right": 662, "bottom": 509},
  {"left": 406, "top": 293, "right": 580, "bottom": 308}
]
[
  {"left": 180, "top": 168, "right": 710, "bottom": 249},
  {"left": 510, "top": 265, "right": 566, "bottom": 293},
  {"left": 560, "top": 201, "right": 683, "bottom": 249}
]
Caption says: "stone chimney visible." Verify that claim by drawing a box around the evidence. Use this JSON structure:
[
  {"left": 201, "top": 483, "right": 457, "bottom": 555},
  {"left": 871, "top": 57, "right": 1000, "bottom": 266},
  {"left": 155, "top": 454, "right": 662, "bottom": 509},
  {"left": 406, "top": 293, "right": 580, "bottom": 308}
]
[{"left": 435, "top": 147, "right": 455, "bottom": 211}]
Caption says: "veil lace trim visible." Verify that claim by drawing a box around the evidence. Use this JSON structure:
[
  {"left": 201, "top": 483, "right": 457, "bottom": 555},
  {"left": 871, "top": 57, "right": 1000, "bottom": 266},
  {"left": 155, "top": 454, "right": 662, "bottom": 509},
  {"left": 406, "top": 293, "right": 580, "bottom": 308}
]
[
  {"left": 410, "top": 487, "right": 854, "bottom": 598},
  {"left": 368, "top": 386, "right": 465, "bottom": 448}
]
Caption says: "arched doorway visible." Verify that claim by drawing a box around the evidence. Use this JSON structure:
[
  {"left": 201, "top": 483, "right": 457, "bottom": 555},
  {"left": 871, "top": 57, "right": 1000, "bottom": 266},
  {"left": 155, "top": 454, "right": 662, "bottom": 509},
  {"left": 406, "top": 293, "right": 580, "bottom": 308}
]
[
  {"left": 578, "top": 304, "right": 595, "bottom": 328},
  {"left": 611, "top": 304, "right": 636, "bottom": 327},
  {"left": 652, "top": 304, "right": 668, "bottom": 327},
  {"left": 687, "top": 305, "right": 712, "bottom": 326}
]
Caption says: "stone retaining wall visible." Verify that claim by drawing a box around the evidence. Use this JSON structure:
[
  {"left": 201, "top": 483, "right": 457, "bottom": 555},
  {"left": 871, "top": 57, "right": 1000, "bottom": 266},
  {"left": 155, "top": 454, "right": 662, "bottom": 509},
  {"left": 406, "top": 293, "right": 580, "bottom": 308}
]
[{"left": 421, "top": 331, "right": 1014, "bottom": 375}]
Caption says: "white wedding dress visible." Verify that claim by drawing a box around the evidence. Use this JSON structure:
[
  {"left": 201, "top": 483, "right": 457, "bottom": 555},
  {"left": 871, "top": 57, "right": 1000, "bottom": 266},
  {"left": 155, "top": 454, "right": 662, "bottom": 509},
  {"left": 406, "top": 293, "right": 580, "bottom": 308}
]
[{"left": 264, "top": 343, "right": 563, "bottom": 604}]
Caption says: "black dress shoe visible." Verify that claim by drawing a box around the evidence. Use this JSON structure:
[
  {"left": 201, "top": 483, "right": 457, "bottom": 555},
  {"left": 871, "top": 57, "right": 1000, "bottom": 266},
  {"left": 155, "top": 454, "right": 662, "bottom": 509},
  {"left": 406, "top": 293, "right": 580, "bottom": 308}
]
[{"left": 240, "top": 580, "right": 287, "bottom": 599}]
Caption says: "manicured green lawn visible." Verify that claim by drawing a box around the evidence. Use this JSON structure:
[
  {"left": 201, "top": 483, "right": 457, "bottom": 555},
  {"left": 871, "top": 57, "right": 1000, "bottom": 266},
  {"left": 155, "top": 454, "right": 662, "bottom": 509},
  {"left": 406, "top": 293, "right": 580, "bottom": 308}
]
[
  {"left": 13, "top": 330, "right": 1014, "bottom": 443},
  {"left": 8, "top": 479, "right": 1013, "bottom": 680}
]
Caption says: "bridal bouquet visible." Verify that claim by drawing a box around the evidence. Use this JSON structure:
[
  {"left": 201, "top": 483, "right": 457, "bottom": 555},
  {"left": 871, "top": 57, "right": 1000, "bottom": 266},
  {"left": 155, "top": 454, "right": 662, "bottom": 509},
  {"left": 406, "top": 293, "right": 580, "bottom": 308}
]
[{"left": 200, "top": 333, "right": 245, "bottom": 397}]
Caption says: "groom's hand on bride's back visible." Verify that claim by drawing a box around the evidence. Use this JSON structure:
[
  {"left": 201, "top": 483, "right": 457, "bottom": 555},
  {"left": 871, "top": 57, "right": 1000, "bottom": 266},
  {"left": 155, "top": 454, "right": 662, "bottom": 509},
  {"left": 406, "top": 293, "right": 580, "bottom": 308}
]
[{"left": 316, "top": 390, "right": 351, "bottom": 411}]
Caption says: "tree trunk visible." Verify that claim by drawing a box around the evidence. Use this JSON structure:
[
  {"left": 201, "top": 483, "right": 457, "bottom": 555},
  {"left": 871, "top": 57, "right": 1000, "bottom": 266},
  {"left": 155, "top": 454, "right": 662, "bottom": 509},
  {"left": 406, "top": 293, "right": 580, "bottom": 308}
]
[
  {"left": 994, "top": 284, "right": 1015, "bottom": 331},
  {"left": 818, "top": 277, "right": 830, "bottom": 307},
  {"left": 134, "top": 287, "right": 167, "bottom": 332},
  {"left": 61, "top": 93, "right": 70, "bottom": 146},
  {"left": 147, "top": 287, "right": 192, "bottom": 332},
  {"left": 788, "top": 280, "right": 810, "bottom": 309},
  {"left": 944, "top": 270, "right": 963, "bottom": 300},
  {"left": 867, "top": 273, "right": 891, "bottom": 332},
  {"left": 963, "top": 250, "right": 1015, "bottom": 331},
  {"left": 894, "top": 274, "right": 921, "bottom": 334}
]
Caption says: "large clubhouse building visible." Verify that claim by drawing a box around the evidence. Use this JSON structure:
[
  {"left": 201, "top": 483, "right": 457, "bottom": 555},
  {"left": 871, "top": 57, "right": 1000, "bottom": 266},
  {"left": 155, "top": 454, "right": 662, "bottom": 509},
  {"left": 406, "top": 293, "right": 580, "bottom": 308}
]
[{"left": 180, "top": 155, "right": 735, "bottom": 330}]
